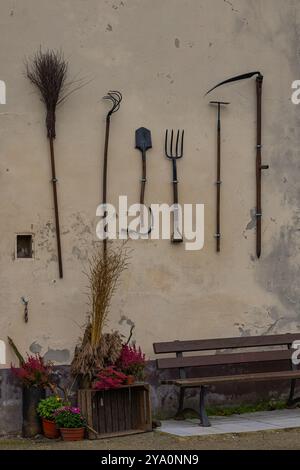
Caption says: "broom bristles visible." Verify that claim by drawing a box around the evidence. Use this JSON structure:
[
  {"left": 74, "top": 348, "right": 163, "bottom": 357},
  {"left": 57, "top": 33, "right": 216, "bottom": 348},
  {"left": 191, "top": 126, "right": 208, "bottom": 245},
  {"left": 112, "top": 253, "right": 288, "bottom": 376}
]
[{"left": 26, "top": 48, "right": 79, "bottom": 138}]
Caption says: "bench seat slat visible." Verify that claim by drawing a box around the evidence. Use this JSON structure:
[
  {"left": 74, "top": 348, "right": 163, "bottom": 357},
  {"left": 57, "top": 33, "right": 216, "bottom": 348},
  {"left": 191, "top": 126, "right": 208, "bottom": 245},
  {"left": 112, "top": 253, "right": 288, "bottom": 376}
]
[
  {"left": 157, "top": 349, "right": 291, "bottom": 369},
  {"left": 153, "top": 333, "right": 300, "bottom": 354},
  {"left": 161, "top": 370, "right": 300, "bottom": 387}
]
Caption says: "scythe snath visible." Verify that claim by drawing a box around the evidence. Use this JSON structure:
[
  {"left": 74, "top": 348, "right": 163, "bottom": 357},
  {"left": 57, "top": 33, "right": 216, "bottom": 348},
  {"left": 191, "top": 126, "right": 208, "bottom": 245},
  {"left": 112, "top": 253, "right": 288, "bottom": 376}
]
[
  {"left": 206, "top": 71, "right": 269, "bottom": 258},
  {"left": 26, "top": 49, "right": 83, "bottom": 278},
  {"left": 209, "top": 101, "right": 229, "bottom": 252}
]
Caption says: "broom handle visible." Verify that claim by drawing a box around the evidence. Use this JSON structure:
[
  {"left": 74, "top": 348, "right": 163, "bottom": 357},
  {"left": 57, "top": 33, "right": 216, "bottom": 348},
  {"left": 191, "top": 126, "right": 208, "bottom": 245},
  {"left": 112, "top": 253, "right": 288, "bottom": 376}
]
[
  {"left": 49, "top": 137, "right": 63, "bottom": 278},
  {"left": 102, "top": 116, "right": 111, "bottom": 255}
]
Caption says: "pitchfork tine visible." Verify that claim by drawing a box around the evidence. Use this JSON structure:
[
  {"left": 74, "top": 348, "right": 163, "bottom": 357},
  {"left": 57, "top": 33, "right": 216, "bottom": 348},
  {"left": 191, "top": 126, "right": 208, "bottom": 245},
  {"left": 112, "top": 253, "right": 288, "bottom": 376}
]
[
  {"left": 164, "top": 129, "right": 184, "bottom": 159},
  {"left": 176, "top": 130, "right": 181, "bottom": 158},
  {"left": 165, "top": 130, "right": 169, "bottom": 158},
  {"left": 180, "top": 130, "right": 184, "bottom": 158}
]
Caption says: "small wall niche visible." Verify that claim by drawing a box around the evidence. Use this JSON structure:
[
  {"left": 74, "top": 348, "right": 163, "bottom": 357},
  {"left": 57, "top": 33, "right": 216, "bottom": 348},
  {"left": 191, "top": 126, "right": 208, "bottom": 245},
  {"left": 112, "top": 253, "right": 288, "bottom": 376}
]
[{"left": 16, "top": 234, "right": 34, "bottom": 259}]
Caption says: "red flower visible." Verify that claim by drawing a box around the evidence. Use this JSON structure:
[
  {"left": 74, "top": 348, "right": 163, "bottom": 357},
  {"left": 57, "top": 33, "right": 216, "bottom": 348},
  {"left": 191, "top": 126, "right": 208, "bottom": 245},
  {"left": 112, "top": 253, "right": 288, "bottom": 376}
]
[
  {"left": 11, "top": 354, "right": 53, "bottom": 388},
  {"left": 117, "top": 344, "right": 145, "bottom": 368},
  {"left": 93, "top": 366, "right": 128, "bottom": 391}
]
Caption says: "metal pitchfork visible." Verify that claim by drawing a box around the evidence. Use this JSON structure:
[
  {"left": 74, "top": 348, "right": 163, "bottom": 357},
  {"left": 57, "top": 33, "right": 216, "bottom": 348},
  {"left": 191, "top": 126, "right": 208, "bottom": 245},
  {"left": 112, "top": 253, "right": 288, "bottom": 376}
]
[
  {"left": 165, "top": 129, "right": 184, "bottom": 243},
  {"left": 102, "top": 90, "right": 122, "bottom": 252}
]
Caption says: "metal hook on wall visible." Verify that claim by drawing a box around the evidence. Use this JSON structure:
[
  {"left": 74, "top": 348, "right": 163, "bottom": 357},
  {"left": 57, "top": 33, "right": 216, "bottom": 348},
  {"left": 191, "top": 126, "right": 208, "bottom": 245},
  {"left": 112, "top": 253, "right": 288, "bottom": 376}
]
[{"left": 21, "top": 296, "right": 29, "bottom": 323}]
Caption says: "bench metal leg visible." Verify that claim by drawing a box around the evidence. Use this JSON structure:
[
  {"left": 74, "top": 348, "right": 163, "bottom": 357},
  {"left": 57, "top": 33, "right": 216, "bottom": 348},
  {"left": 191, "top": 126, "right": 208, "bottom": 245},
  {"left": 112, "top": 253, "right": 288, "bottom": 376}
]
[
  {"left": 287, "top": 379, "right": 300, "bottom": 407},
  {"left": 199, "top": 386, "right": 211, "bottom": 427},
  {"left": 174, "top": 387, "right": 186, "bottom": 420},
  {"left": 287, "top": 379, "right": 296, "bottom": 406}
]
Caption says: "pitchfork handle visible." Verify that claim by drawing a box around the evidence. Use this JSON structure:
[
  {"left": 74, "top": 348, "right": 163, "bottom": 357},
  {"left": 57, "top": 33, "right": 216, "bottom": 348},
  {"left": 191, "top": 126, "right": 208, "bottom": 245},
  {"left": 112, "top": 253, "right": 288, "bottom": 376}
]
[{"left": 172, "top": 159, "right": 179, "bottom": 204}]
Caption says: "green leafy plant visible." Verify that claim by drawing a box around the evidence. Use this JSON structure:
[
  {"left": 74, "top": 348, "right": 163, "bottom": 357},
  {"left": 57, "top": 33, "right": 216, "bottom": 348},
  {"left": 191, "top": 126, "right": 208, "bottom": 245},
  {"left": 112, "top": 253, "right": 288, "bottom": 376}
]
[
  {"left": 54, "top": 406, "right": 85, "bottom": 429},
  {"left": 37, "top": 396, "right": 66, "bottom": 421}
]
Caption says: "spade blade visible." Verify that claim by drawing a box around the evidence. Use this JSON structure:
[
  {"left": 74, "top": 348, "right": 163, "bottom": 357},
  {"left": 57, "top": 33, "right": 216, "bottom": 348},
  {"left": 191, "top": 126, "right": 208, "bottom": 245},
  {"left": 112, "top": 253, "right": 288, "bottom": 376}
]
[{"left": 135, "top": 127, "right": 152, "bottom": 152}]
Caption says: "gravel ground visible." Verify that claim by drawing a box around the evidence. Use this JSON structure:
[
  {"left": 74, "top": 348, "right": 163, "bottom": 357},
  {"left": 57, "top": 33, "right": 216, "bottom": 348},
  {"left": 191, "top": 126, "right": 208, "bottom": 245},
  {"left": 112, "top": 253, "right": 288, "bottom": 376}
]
[{"left": 0, "top": 428, "right": 300, "bottom": 450}]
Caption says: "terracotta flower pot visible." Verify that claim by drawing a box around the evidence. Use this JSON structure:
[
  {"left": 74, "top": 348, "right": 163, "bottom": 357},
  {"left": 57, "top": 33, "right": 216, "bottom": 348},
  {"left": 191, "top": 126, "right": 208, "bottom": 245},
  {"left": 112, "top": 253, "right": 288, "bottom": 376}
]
[
  {"left": 126, "top": 375, "right": 135, "bottom": 385},
  {"left": 42, "top": 418, "right": 60, "bottom": 439},
  {"left": 60, "top": 427, "right": 85, "bottom": 441}
]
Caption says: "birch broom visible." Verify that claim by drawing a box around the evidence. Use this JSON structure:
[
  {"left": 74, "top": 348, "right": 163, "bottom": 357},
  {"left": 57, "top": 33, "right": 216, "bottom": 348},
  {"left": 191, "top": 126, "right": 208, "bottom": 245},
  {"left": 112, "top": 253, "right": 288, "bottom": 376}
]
[{"left": 26, "top": 49, "right": 81, "bottom": 278}]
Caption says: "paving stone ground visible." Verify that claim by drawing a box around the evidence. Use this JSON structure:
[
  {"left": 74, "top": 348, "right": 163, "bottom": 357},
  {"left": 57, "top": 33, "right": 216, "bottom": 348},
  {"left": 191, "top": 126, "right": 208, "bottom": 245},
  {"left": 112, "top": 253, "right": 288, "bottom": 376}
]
[
  {"left": 160, "top": 408, "right": 300, "bottom": 437},
  {"left": 1, "top": 409, "right": 300, "bottom": 450}
]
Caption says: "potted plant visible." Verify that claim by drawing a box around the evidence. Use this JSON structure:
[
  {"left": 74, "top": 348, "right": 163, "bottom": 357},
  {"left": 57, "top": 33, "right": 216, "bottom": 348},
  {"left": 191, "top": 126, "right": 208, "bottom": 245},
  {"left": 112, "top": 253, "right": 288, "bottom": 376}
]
[
  {"left": 117, "top": 344, "right": 146, "bottom": 383},
  {"left": 37, "top": 396, "right": 64, "bottom": 439},
  {"left": 11, "top": 353, "right": 53, "bottom": 437},
  {"left": 93, "top": 366, "right": 127, "bottom": 390},
  {"left": 54, "top": 406, "right": 85, "bottom": 441}
]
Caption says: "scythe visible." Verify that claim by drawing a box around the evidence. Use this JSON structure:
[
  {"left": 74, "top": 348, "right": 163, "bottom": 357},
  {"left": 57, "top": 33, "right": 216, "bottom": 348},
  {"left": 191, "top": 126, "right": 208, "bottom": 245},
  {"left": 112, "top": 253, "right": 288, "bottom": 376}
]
[{"left": 206, "top": 71, "right": 269, "bottom": 258}]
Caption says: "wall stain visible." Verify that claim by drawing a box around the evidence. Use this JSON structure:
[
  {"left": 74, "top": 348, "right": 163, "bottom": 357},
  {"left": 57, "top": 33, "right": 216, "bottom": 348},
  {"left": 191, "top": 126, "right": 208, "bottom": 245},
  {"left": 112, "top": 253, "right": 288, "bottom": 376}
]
[
  {"left": 223, "top": 0, "right": 248, "bottom": 25},
  {"left": 246, "top": 208, "right": 257, "bottom": 231}
]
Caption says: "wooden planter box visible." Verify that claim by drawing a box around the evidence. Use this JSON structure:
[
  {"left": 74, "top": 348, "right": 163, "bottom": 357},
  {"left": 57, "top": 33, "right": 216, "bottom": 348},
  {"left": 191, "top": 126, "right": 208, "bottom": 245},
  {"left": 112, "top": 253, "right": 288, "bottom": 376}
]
[{"left": 78, "top": 383, "right": 152, "bottom": 439}]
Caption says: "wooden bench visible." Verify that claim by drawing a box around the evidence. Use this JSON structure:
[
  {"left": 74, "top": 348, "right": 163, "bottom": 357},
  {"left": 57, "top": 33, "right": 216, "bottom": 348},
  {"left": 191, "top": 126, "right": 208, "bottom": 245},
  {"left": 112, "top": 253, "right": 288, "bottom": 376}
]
[{"left": 153, "top": 333, "right": 300, "bottom": 427}]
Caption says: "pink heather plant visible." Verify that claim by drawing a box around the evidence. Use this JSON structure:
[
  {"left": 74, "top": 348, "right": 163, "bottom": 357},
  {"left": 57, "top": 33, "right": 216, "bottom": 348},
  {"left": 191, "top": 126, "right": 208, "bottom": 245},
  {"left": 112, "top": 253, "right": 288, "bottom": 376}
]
[
  {"left": 11, "top": 354, "right": 53, "bottom": 388},
  {"left": 93, "top": 366, "right": 127, "bottom": 391},
  {"left": 117, "top": 344, "right": 146, "bottom": 381}
]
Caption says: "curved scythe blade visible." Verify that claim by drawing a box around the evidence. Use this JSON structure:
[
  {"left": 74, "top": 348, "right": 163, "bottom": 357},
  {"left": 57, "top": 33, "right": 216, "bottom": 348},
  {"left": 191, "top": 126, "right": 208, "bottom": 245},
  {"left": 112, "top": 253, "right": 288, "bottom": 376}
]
[{"left": 205, "top": 71, "right": 261, "bottom": 95}]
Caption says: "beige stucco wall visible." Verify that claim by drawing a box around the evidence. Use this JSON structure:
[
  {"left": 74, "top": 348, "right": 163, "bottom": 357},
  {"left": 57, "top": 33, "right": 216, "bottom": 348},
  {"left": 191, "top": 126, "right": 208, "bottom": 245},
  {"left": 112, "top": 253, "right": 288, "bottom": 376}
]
[{"left": 0, "top": 0, "right": 300, "bottom": 365}]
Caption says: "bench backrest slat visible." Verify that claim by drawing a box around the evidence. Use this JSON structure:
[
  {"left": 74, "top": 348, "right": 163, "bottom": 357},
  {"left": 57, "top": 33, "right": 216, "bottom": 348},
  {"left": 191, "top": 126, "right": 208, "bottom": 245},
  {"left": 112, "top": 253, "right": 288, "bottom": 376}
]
[
  {"left": 156, "top": 349, "right": 292, "bottom": 369},
  {"left": 153, "top": 333, "right": 300, "bottom": 354}
]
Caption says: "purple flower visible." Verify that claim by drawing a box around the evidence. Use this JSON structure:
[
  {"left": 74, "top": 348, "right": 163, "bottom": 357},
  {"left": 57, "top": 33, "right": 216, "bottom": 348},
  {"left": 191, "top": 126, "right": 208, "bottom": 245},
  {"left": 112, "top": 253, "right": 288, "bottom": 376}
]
[{"left": 71, "top": 407, "right": 81, "bottom": 414}]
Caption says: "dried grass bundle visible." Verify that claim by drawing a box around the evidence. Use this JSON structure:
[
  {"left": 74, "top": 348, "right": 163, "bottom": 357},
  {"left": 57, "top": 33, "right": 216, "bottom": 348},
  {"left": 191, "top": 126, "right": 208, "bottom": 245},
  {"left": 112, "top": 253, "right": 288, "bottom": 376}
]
[
  {"left": 71, "top": 327, "right": 123, "bottom": 380},
  {"left": 71, "top": 243, "right": 129, "bottom": 381},
  {"left": 89, "top": 243, "right": 129, "bottom": 347}
]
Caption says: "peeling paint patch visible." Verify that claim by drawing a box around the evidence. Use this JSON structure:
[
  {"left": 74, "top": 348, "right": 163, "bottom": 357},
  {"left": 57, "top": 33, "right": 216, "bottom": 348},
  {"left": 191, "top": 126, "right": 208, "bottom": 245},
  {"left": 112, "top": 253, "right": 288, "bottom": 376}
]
[
  {"left": 29, "top": 342, "right": 42, "bottom": 354},
  {"left": 119, "top": 315, "right": 135, "bottom": 328},
  {"left": 238, "top": 326, "right": 251, "bottom": 337},
  {"left": 258, "top": 224, "right": 300, "bottom": 322},
  {"left": 72, "top": 246, "right": 88, "bottom": 261},
  {"left": 106, "top": 24, "right": 112, "bottom": 32},
  {"left": 43, "top": 348, "right": 70, "bottom": 364}
]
